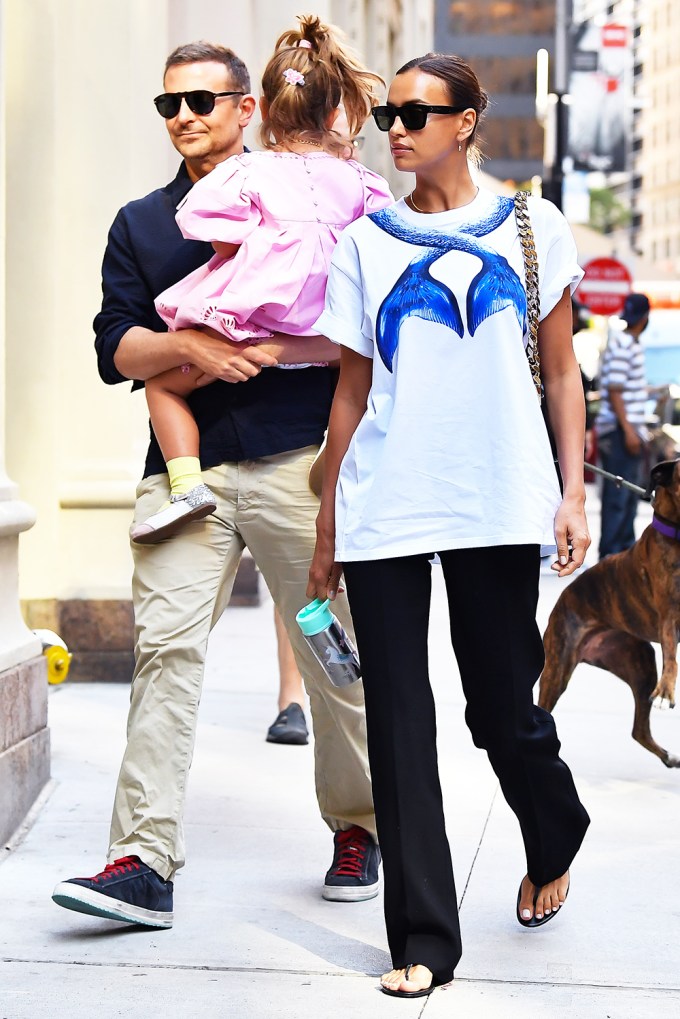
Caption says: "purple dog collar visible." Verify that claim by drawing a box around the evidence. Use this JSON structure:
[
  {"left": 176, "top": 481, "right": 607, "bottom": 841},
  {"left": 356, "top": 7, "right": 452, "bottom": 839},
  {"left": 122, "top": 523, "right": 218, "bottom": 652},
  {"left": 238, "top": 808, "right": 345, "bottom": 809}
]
[{"left": 652, "top": 513, "right": 680, "bottom": 541}]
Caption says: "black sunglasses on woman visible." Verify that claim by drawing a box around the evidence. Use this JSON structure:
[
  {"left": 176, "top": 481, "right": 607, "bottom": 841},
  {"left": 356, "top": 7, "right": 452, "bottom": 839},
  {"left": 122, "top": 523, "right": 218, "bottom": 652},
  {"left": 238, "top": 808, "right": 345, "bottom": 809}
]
[{"left": 371, "top": 103, "right": 466, "bottom": 132}]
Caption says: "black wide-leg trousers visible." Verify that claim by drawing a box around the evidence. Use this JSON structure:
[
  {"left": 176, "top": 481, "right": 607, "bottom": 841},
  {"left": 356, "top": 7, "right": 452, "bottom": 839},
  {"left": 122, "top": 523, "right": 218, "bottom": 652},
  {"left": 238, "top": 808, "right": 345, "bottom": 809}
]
[{"left": 343, "top": 545, "right": 590, "bottom": 985}]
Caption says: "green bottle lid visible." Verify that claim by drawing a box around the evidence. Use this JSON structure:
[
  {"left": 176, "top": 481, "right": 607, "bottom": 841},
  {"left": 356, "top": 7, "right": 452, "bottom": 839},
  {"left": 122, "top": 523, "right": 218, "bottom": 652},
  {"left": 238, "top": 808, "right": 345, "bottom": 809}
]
[{"left": 296, "top": 598, "right": 334, "bottom": 636}]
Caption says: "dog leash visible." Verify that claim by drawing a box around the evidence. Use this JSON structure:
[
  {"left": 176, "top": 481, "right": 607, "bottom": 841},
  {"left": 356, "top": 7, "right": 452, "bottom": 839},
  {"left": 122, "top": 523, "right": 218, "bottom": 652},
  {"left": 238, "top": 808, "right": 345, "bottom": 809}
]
[
  {"left": 586, "top": 464, "right": 680, "bottom": 539},
  {"left": 584, "top": 462, "right": 647, "bottom": 496}
]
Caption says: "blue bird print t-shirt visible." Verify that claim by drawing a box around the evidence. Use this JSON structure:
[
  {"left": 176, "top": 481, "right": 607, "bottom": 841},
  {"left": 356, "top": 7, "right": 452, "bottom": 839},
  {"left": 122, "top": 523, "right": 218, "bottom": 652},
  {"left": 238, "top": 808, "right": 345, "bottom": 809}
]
[{"left": 314, "top": 187, "right": 584, "bottom": 562}]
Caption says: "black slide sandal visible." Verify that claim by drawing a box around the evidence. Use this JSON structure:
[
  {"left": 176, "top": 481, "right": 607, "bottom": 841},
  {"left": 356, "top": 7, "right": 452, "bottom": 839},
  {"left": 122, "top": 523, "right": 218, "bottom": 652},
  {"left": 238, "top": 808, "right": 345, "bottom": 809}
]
[
  {"left": 516, "top": 878, "right": 570, "bottom": 928},
  {"left": 380, "top": 963, "right": 437, "bottom": 998}
]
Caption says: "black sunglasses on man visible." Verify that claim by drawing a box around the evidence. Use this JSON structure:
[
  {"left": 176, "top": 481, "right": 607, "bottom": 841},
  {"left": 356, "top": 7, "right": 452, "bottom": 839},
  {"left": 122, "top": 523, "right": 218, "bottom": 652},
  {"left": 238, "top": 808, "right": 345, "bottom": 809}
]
[
  {"left": 371, "top": 103, "right": 467, "bottom": 132},
  {"left": 154, "top": 89, "right": 245, "bottom": 119}
]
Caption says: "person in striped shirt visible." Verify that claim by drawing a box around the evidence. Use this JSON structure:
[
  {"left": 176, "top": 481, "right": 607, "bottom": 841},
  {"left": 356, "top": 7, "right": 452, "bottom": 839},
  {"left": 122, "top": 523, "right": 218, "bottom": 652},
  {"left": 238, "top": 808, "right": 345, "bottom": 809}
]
[{"left": 595, "top": 292, "right": 650, "bottom": 558}]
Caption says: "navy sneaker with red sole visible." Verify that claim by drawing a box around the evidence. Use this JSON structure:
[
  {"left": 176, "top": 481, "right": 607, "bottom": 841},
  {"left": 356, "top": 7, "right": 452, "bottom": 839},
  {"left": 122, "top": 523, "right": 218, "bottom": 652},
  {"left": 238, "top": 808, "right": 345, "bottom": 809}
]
[
  {"left": 323, "top": 825, "right": 381, "bottom": 902},
  {"left": 52, "top": 855, "right": 173, "bottom": 927}
]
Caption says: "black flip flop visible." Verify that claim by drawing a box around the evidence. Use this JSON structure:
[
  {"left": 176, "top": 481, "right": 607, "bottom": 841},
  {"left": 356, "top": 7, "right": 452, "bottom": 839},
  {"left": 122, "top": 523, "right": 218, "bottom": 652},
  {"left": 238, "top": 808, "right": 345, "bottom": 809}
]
[
  {"left": 516, "top": 877, "right": 570, "bottom": 928},
  {"left": 380, "top": 963, "right": 436, "bottom": 998}
]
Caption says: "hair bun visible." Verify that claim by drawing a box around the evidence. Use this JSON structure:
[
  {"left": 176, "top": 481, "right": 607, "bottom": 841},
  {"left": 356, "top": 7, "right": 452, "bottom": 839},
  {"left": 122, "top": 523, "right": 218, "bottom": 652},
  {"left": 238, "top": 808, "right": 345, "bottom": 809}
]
[{"left": 298, "top": 14, "right": 326, "bottom": 51}]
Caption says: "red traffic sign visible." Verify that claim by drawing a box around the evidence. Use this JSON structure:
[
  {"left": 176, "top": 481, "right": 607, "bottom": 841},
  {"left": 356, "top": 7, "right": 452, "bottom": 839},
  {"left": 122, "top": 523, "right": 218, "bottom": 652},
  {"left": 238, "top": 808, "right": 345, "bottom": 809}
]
[
  {"left": 602, "top": 23, "right": 628, "bottom": 47},
  {"left": 575, "top": 257, "right": 632, "bottom": 316}
]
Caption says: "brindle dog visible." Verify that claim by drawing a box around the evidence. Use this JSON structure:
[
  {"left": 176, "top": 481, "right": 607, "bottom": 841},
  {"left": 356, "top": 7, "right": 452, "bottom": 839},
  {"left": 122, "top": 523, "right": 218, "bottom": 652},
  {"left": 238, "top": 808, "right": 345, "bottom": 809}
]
[{"left": 539, "top": 459, "right": 680, "bottom": 768}]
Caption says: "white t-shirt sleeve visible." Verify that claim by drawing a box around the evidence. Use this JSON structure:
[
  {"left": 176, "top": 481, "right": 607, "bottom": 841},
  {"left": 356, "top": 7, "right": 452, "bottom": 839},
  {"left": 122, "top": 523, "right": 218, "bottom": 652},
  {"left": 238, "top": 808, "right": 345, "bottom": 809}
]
[
  {"left": 314, "top": 231, "right": 373, "bottom": 358},
  {"left": 529, "top": 197, "right": 584, "bottom": 320}
]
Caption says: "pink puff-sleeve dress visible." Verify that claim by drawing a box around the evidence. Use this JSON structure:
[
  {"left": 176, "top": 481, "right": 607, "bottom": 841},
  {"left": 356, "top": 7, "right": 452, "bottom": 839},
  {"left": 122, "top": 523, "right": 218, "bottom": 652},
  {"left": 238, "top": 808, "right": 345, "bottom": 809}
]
[{"left": 155, "top": 150, "right": 393, "bottom": 345}]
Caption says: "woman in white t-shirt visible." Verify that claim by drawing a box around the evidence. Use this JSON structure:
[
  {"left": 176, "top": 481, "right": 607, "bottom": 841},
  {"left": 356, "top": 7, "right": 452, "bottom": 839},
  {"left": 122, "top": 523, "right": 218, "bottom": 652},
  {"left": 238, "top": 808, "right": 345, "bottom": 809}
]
[{"left": 308, "top": 54, "right": 591, "bottom": 999}]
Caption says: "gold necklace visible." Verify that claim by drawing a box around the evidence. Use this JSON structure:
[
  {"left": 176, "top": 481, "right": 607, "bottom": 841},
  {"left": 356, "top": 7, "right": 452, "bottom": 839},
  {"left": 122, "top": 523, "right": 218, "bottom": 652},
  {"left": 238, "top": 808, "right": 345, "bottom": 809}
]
[
  {"left": 407, "top": 190, "right": 430, "bottom": 213},
  {"left": 290, "top": 137, "right": 324, "bottom": 148},
  {"left": 408, "top": 187, "right": 480, "bottom": 214}
]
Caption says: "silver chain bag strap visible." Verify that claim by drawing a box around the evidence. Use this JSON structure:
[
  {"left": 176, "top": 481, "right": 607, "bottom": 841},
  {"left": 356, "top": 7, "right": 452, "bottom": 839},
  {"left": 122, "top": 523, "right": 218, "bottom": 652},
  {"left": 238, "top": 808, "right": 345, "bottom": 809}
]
[{"left": 514, "top": 190, "right": 542, "bottom": 400}]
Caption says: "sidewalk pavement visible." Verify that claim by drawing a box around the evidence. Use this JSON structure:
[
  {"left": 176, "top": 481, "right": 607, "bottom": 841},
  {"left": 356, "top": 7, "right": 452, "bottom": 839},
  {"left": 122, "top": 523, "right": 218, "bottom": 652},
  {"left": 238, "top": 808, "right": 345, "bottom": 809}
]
[{"left": 2, "top": 486, "right": 679, "bottom": 1018}]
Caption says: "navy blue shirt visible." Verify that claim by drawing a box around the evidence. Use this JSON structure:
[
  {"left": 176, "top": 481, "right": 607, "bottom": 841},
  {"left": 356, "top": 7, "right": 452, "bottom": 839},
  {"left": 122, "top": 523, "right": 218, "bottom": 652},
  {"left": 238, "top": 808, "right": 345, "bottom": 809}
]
[{"left": 94, "top": 162, "right": 334, "bottom": 477}]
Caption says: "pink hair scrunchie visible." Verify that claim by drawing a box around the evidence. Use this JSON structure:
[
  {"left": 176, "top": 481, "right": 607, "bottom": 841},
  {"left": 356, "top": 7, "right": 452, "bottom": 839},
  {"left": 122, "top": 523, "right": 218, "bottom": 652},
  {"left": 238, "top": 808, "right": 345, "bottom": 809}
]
[{"left": 297, "top": 39, "right": 312, "bottom": 49}]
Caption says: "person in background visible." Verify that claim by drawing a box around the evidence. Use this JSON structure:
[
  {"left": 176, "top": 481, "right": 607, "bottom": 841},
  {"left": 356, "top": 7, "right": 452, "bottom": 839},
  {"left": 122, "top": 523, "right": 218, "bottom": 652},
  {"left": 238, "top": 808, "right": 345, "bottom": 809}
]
[
  {"left": 267, "top": 607, "right": 308, "bottom": 744},
  {"left": 595, "top": 292, "right": 650, "bottom": 559},
  {"left": 265, "top": 48, "right": 374, "bottom": 750}
]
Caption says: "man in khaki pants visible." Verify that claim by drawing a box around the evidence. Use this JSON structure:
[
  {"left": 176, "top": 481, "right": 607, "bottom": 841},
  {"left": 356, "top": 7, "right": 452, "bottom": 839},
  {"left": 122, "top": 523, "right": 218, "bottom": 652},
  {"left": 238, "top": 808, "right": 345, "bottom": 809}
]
[{"left": 51, "top": 42, "right": 378, "bottom": 928}]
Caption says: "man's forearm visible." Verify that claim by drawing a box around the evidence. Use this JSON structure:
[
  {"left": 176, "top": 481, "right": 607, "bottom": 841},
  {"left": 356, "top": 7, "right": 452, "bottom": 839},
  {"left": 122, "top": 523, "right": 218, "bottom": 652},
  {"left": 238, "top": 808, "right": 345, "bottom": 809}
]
[
  {"left": 609, "top": 389, "right": 632, "bottom": 431},
  {"left": 113, "top": 326, "right": 196, "bottom": 381},
  {"left": 258, "top": 333, "right": 340, "bottom": 366},
  {"left": 113, "top": 324, "right": 280, "bottom": 384},
  {"left": 112, "top": 326, "right": 338, "bottom": 384}
]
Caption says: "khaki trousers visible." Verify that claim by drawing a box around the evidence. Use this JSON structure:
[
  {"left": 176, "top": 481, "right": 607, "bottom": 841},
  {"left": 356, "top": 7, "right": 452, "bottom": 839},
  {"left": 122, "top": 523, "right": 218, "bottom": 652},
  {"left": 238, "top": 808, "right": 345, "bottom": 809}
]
[{"left": 108, "top": 446, "right": 375, "bottom": 880}]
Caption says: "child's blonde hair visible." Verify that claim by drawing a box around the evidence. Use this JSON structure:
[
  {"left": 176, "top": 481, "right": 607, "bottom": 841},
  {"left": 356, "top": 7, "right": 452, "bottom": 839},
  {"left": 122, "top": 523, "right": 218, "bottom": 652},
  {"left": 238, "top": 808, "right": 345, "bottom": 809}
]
[{"left": 259, "top": 14, "right": 383, "bottom": 152}]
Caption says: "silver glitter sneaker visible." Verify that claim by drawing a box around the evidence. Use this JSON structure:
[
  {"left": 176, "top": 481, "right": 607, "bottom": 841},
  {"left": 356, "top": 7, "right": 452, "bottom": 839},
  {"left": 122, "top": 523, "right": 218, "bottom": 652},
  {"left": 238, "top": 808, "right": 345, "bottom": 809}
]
[{"left": 130, "top": 483, "right": 217, "bottom": 544}]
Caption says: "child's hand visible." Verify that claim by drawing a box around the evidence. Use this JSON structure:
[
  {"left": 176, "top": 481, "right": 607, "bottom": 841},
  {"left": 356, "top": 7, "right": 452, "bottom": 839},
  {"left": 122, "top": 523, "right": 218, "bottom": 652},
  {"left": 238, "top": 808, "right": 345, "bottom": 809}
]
[{"left": 212, "top": 240, "right": 240, "bottom": 260}]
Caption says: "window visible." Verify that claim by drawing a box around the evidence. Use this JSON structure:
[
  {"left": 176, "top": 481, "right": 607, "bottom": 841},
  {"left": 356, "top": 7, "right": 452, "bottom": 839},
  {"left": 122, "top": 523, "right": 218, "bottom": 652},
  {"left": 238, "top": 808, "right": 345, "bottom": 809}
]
[
  {"left": 448, "top": 0, "right": 553, "bottom": 36},
  {"left": 471, "top": 56, "right": 537, "bottom": 95},
  {"left": 481, "top": 116, "right": 544, "bottom": 161}
]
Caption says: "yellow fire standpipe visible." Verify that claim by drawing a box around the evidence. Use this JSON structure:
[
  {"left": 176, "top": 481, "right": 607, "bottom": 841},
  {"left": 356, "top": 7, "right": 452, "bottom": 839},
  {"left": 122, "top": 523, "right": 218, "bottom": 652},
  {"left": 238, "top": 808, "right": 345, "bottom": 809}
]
[{"left": 33, "top": 629, "right": 72, "bottom": 685}]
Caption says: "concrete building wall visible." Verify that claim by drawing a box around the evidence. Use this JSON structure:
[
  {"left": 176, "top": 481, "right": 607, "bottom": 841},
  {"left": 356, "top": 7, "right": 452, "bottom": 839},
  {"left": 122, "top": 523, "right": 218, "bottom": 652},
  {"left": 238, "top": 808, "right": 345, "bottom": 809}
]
[
  {"left": 638, "top": 0, "right": 680, "bottom": 275},
  {"left": 5, "top": 0, "right": 169, "bottom": 598},
  {"left": 0, "top": 0, "right": 50, "bottom": 846}
]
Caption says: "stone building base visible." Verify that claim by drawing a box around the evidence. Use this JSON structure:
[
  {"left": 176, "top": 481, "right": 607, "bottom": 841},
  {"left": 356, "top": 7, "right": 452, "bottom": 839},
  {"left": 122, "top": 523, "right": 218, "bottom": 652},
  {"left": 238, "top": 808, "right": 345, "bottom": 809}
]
[
  {"left": 22, "top": 554, "right": 261, "bottom": 684},
  {"left": 0, "top": 656, "right": 50, "bottom": 847}
]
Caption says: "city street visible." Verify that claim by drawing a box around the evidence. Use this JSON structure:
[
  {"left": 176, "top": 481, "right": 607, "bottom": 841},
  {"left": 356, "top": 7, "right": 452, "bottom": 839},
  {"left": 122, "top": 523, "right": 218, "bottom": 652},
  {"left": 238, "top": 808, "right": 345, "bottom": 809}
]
[{"left": 1, "top": 488, "right": 679, "bottom": 1018}]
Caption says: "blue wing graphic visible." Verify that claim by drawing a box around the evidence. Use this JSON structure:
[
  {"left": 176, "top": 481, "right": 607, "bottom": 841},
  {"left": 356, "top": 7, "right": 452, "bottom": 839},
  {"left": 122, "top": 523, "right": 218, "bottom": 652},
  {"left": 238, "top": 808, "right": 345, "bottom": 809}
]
[
  {"left": 367, "top": 198, "right": 525, "bottom": 371},
  {"left": 376, "top": 251, "right": 463, "bottom": 371},
  {"left": 467, "top": 254, "right": 527, "bottom": 336}
]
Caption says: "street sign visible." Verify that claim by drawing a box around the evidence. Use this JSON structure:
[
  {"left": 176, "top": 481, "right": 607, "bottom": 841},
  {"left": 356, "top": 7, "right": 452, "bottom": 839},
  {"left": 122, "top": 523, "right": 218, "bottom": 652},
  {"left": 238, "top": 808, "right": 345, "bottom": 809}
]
[
  {"left": 568, "top": 20, "right": 630, "bottom": 172},
  {"left": 602, "top": 23, "right": 628, "bottom": 47},
  {"left": 575, "top": 256, "right": 632, "bottom": 315}
]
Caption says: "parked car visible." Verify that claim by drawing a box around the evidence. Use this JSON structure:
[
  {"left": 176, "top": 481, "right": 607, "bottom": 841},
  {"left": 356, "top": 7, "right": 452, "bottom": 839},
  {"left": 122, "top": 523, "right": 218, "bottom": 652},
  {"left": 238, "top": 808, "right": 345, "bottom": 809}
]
[
  {"left": 643, "top": 309, "right": 680, "bottom": 387},
  {"left": 643, "top": 310, "right": 680, "bottom": 464}
]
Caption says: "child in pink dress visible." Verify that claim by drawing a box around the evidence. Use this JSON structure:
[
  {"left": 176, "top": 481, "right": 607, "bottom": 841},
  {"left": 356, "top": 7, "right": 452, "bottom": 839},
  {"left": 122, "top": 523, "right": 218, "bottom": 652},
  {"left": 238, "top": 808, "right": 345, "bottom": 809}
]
[{"left": 132, "top": 15, "right": 392, "bottom": 544}]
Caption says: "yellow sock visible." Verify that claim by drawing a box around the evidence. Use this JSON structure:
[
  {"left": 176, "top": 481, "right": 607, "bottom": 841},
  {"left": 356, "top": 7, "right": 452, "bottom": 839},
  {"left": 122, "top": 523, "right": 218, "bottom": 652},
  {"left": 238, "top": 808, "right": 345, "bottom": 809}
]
[{"left": 167, "top": 456, "right": 203, "bottom": 498}]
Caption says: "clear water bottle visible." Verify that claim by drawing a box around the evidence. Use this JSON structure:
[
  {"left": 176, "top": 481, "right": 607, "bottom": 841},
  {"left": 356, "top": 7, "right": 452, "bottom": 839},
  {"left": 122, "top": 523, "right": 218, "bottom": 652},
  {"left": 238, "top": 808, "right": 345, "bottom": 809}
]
[{"left": 296, "top": 598, "right": 361, "bottom": 687}]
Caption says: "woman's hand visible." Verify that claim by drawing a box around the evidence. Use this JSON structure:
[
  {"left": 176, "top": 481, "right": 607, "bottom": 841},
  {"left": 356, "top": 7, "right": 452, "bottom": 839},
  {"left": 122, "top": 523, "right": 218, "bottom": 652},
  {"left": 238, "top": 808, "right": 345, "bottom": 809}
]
[
  {"left": 538, "top": 287, "right": 591, "bottom": 578},
  {"left": 551, "top": 495, "right": 591, "bottom": 577},
  {"left": 307, "top": 521, "right": 343, "bottom": 602}
]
